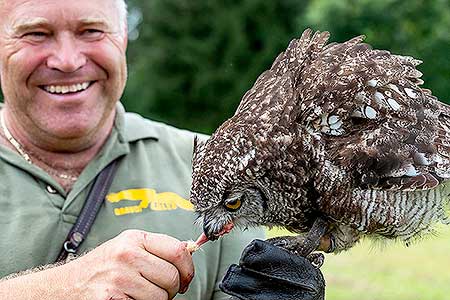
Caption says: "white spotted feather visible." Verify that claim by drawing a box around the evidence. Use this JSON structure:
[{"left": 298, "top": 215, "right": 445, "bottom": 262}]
[{"left": 190, "top": 29, "right": 450, "bottom": 253}]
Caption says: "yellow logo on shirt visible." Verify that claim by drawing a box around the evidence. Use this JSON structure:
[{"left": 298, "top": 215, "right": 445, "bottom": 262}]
[{"left": 106, "top": 188, "right": 194, "bottom": 216}]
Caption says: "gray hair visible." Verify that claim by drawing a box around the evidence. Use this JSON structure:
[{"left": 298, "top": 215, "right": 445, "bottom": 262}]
[{"left": 116, "top": 0, "right": 128, "bottom": 36}]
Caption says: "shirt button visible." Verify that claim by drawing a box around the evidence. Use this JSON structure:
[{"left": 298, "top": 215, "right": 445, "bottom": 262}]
[{"left": 46, "top": 185, "right": 58, "bottom": 194}]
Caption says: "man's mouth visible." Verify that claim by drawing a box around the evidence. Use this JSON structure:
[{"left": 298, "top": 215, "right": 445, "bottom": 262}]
[{"left": 39, "top": 81, "right": 95, "bottom": 95}]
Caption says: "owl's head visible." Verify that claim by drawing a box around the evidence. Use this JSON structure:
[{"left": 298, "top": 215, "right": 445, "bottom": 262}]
[{"left": 190, "top": 130, "right": 270, "bottom": 241}]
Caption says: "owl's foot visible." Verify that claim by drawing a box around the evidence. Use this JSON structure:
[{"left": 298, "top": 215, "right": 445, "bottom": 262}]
[
  {"left": 307, "top": 252, "right": 325, "bottom": 268},
  {"left": 267, "top": 218, "right": 336, "bottom": 256},
  {"left": 267, "top": 235, "right": 334, "bottom": 253},
  {"left": 266, "top": 235, "right": 301, "bottom": 251},
  {"left": 266, "top": 236, "right": 326, "bottom": 268}
]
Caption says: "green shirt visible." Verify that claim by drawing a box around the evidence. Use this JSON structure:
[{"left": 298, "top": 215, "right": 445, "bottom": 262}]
[{"left": 0, "top": 103, "right": 264, "bottom": 300}]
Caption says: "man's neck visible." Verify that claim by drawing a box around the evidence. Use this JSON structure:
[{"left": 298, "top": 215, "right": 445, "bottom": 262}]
[{"left": 0, "top": 108, "right": 115, "bottom": 192}]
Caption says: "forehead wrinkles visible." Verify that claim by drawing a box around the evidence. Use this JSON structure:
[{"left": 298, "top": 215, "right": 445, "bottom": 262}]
[{"left": 1, "top": 1, "right": 119, "bottom": 34}]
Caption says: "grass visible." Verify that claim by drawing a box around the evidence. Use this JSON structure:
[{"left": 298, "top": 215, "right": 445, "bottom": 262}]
[{"left": 267, "top": 225, "right": 450, "bottom": 300}]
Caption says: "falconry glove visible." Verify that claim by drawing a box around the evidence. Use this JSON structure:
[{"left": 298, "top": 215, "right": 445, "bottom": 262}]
[{"left": 219, "top": 239, "right": 325, "bottom": 300}]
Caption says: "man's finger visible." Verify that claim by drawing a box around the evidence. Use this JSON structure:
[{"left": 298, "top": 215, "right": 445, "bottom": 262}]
[
  {"left": 125, "top": 276, "right": 169, "bottom": 300},
  {"left": 139, "top": 232, "right": 195, "bottom": 293},
  {"left": 134, "top": 248, "right": 180, "bottom": 298}
]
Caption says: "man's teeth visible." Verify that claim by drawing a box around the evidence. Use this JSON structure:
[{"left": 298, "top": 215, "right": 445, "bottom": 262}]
[{"left": 43, "top": 82, "right": 91, "bottom": 94}]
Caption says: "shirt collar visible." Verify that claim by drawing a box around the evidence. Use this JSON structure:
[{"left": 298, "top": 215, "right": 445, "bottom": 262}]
[{"left": 114, "top": 102, "right": 160, "bottom": 143}]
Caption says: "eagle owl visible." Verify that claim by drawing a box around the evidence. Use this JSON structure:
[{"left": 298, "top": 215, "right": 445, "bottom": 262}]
[{"left": 189, "top": 29, "right": 450, "bottom": 257}]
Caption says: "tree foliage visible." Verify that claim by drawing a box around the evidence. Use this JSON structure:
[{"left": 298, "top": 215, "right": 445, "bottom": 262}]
[
  {"left": 123, "top": 0, "right": 449, "bottom": 133},
  {"left": 124, "top": 0, "right": 306, "bottom": 133},
  {"left": 303, "top": 0, "right": 450, "bottom": 104}
]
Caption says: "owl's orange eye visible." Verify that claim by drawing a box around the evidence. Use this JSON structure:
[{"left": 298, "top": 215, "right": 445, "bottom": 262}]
[{"left": 224, "top": 198, "right": 242, "bottom": 211}]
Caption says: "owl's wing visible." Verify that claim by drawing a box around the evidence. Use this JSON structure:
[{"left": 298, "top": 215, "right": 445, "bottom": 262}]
[
  {"left": 233, "top": 29, "right": 330, "bottom": 129},
  {"left": 300, "top": 32, "right": 450, "bottom": 191}
]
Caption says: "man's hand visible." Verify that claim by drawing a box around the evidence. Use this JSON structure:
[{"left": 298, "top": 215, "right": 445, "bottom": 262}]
[
  {"left": 0, "top": 230, "right": 195, "bottom": 300},
  {"left": 219, "top": 239, "right": 325, "bottom": 300},
  {"left": 68, "top": 230, "right": 195, "bottom": 299}
]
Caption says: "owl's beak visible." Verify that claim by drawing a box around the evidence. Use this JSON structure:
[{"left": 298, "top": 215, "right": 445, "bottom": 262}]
[{"left": 203, "top": 220, "right": 234, "bottom": 241}]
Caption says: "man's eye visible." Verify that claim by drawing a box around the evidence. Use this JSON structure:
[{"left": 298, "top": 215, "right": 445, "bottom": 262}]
[
  {"left": 81, "top": 29, "right": 104, "bottom": 39},
  {"left": 22, "top": 32, "right": 48, "bottom": 41}
]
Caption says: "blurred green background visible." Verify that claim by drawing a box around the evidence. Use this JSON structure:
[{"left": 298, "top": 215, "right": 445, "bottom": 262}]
[
  {"left": 267, "top": 226, "right": 450, "bottom": 300},
  {"left": 124, "top": 1, "right": 450, "bottom": 299},
  {"left": 124, "top": 0, "right": 450, "bottom": 134}
]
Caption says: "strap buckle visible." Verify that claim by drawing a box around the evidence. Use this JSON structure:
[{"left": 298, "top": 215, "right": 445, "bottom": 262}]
[
  {"left": 63, "top": 241, "right": 77, "bottom": 254},
  {"left": 63, "top": 231, "right": 84, "bottom": 254},
  {"left": 55, "top": 159, "right": 119, "bottom": 262}
]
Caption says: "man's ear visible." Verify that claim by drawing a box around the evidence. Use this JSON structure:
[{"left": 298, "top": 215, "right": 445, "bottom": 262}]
[{"left": 123, "top": 24, "right": 128, "bottom": 48}]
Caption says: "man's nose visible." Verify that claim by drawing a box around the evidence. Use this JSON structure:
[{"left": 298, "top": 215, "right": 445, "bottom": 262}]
[{"left": 46, "top": 33, "right": 87, "bottom": 72}]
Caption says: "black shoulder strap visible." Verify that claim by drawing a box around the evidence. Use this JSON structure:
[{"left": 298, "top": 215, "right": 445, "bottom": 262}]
[{"left": 56, "top": 159, "right": 119, "bottom": 262}]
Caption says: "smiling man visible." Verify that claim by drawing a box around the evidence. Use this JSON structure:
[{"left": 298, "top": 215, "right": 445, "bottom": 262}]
[
  {"left": 0, "top": 0, "right": 128, "bottom": 191},
  {"left": 0, "top": 0, "right": 263, "bottom": 299}
]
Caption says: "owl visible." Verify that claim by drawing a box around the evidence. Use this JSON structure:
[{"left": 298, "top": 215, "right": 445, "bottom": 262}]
[{"left": 189, "top": 29, "right": 450, "bottom": 258}]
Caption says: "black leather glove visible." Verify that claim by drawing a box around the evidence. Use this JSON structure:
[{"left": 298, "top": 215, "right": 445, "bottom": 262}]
[{"left": 219, "top": 239, "right": 325, "bottom": 300}]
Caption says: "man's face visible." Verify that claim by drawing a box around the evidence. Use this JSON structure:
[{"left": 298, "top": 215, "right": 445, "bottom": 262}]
[{"left": 0, "top": 0, "right": 127, "bottom": 143}]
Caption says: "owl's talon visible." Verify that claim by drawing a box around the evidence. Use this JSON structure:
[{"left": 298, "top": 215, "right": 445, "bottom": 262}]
[
  {"left": 326, "top": 234, "right": 336, "bottom": 253},
  {"left": 266, "top": 236, "right": 290, "bottom": 249},
  {"left": 306, "top": 252, "right": 325, "bottom": 268}
]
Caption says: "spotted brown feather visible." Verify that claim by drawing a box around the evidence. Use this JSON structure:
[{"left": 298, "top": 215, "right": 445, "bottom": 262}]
[{"left": 190, "top": 29, "right": 450, "bottom": 254}]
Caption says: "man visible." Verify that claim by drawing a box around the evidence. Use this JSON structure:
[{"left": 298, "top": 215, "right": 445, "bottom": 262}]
[{"left": 0, "top": 0, "right": 263, "bottom": 299}]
